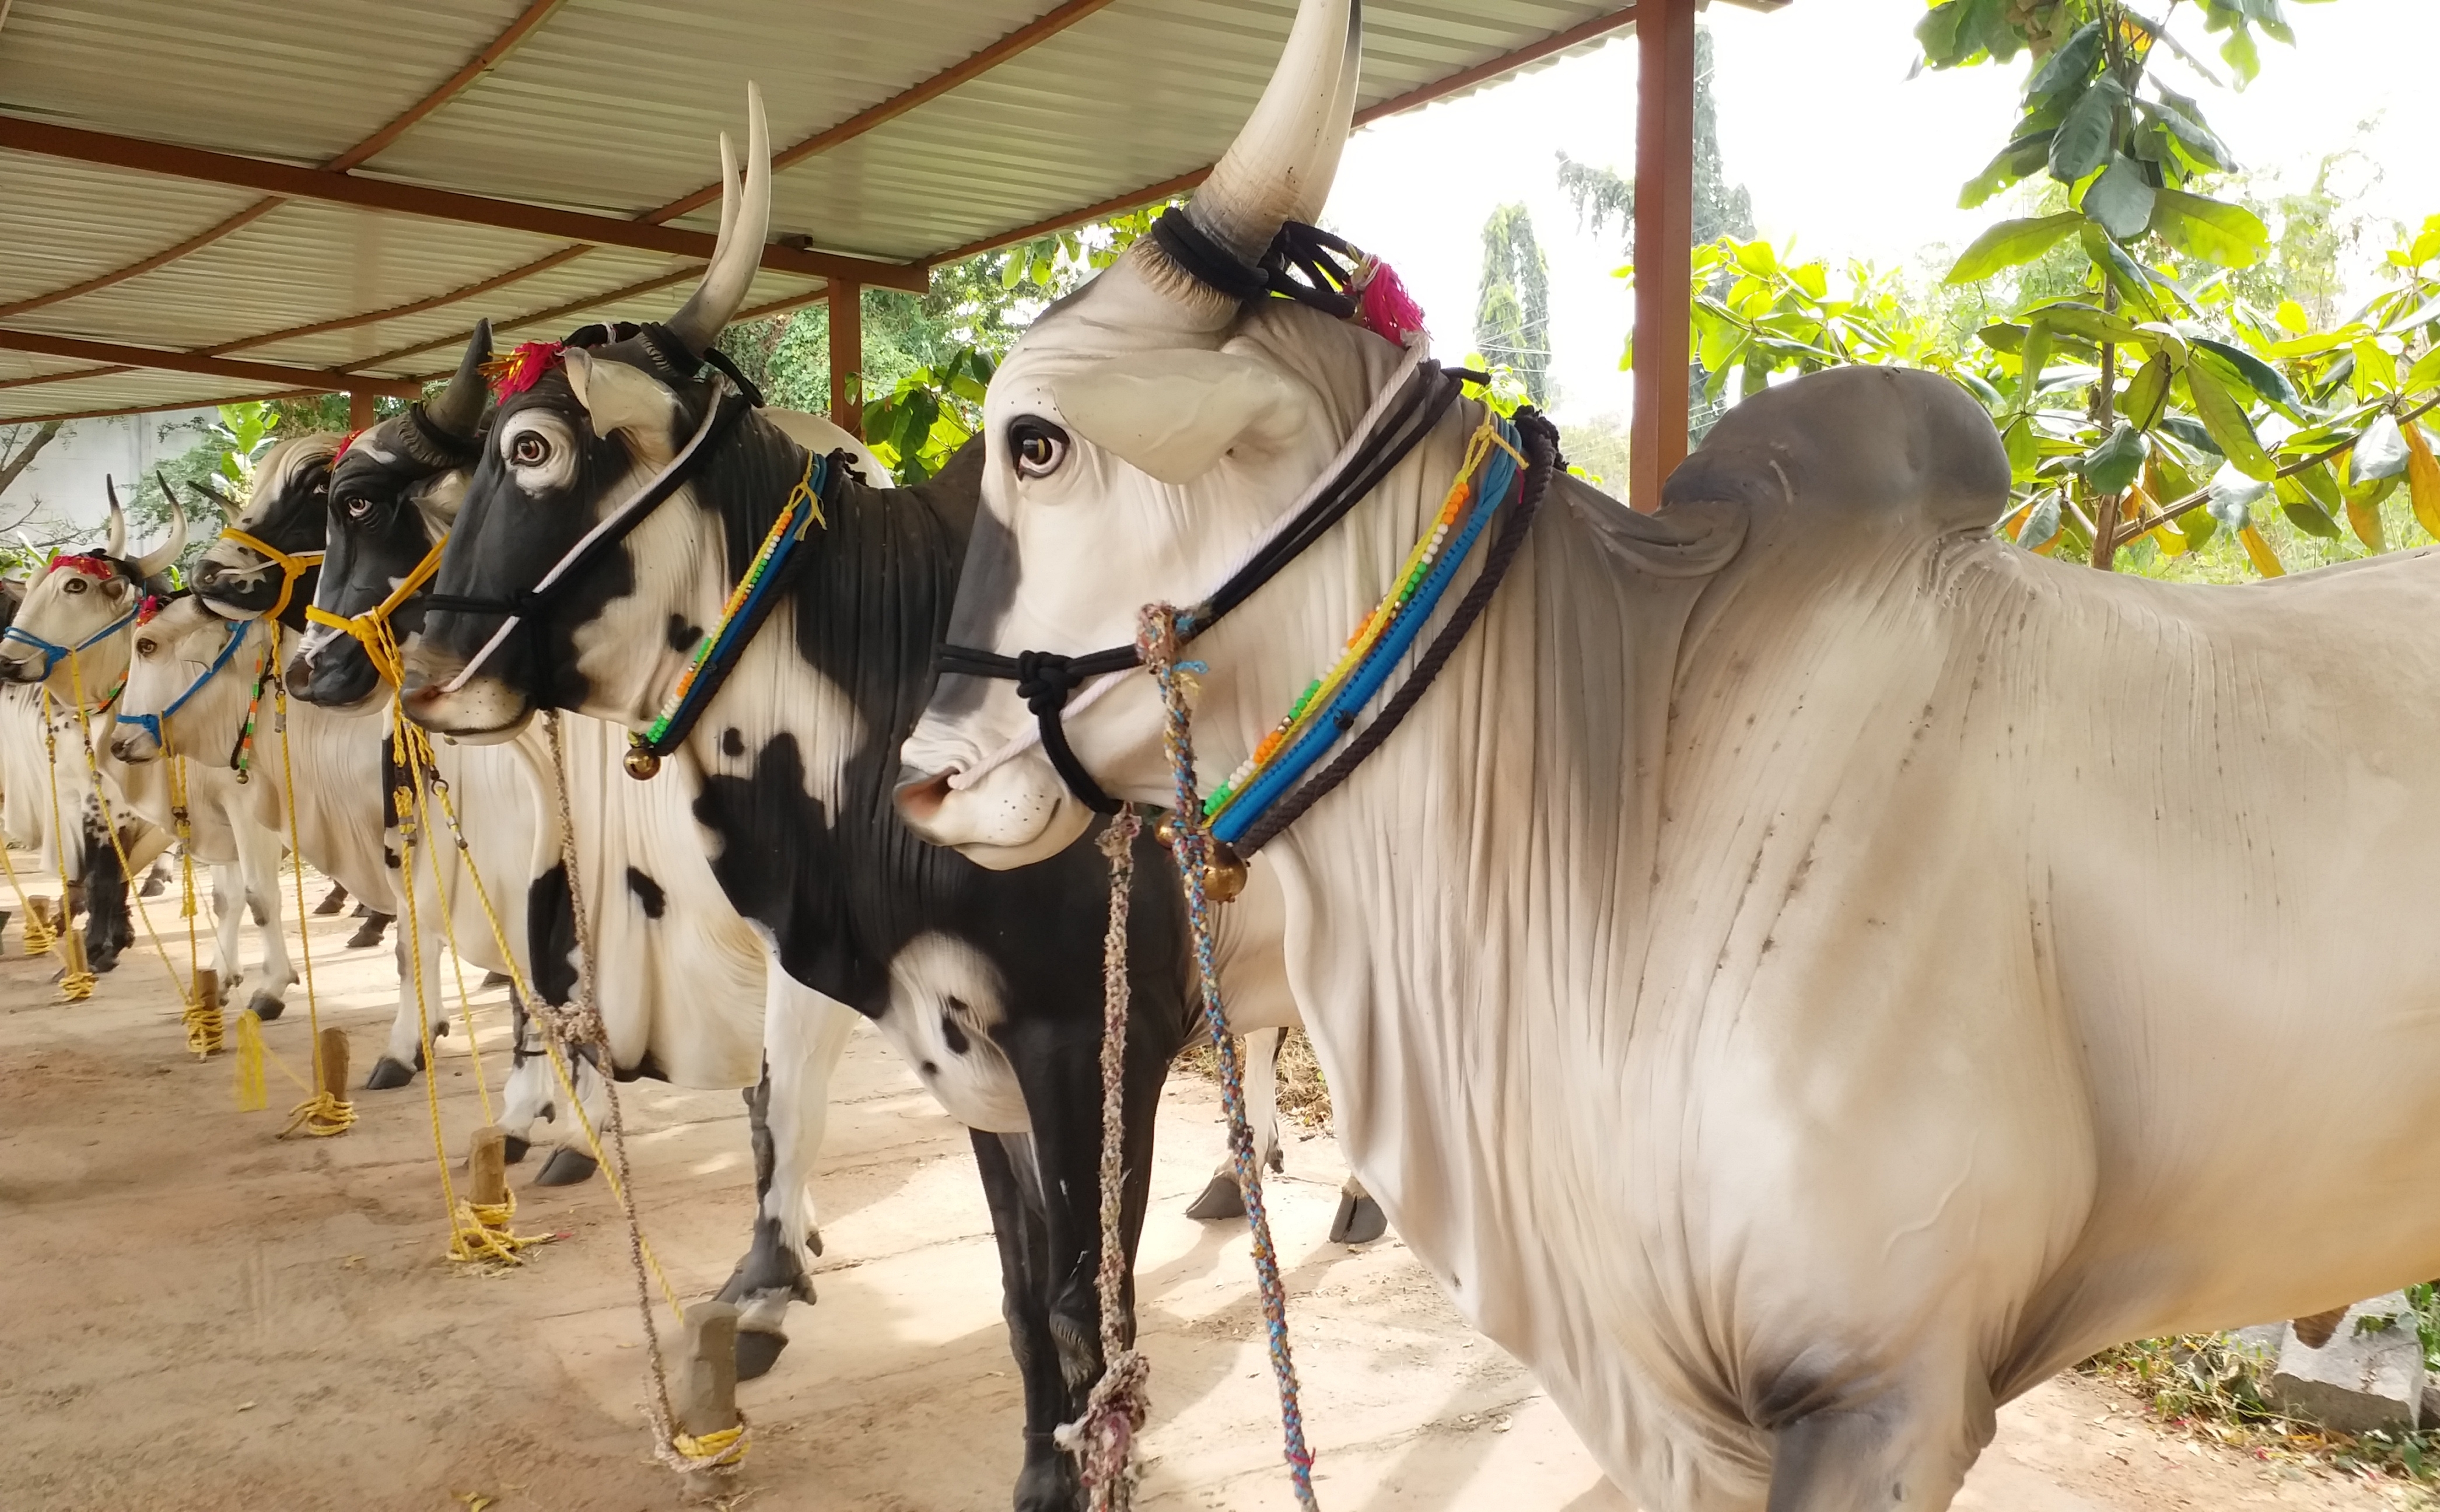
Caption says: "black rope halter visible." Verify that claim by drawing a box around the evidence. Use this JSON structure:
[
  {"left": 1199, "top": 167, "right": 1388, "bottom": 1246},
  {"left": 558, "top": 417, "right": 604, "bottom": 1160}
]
[{"left": 933, "top": 213, "right": 1553, "bottom": 835}]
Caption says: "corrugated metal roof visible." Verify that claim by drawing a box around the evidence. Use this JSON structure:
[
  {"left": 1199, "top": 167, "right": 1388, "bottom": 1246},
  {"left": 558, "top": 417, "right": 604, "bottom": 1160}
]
[{"left": 0, "top": 0, "right": 1785, "bottom": 423}]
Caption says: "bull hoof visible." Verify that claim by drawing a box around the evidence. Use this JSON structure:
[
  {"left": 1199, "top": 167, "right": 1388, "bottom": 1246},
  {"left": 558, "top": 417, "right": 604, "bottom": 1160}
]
[
  {"left": 1184, "top": 1174, "right": 1246, "bottom": 1222},
  {"left": 365, "top": 1055, "right": 418, "bottom": 1091},
  {"left": 502, "top": 1133, "right": 529, "bottom": 1164},
  {"left": 1013, "top": 1453, "right": 1081, "bottom": 1512},
  {"left": 313, "top": 884, "right": 348, "bottom": 916},
  {"left": 734, "top": 1328, "right": 789, "bottom": 1381},
  {"left": 533, "top": 1147, "right": 597, "bottom": 1186},
  {"left": 246, "top": 991, "right": 285, "bottom": 1023},
  {"left": 1329, "top": 1191, "right": 1388, "bottom": 1246},
  {"left": 346, "top": 914, "right": 391, "bottom": 949},
  {"left": 139, "top": 873, "right": 166, "bottom": 900}
]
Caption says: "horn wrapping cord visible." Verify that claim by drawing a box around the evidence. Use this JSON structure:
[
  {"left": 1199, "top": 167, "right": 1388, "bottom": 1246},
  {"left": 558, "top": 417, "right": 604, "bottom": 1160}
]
[{"left": 430, "top": 379, "right": 745, "bottom": 695}]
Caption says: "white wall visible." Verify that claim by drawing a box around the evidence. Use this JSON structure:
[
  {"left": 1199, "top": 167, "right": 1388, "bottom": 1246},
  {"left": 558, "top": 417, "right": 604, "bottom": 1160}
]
[{"left": 1, "top": 408, "right": 216, "bottom": 550}]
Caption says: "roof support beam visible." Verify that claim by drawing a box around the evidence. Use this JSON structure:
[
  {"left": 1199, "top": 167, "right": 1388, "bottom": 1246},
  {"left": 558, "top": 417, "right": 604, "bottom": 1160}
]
[
  {"left": 0, "top": 330, "right": 421, "bottom": 399},
  {"left": 924, "top": 5, "right": 1643, "bottom": 266},
  {"left": 0, "top": 116, "right": 928, "bottom": 292},
  {"left": 1628, "top": 0, "right": 1695, "bottom": 513}
]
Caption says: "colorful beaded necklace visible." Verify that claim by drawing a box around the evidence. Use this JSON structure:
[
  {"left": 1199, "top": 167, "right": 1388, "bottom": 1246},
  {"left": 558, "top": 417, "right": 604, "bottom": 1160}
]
[
  {"left": 624, "top": 451, "right": 827, "bottom": 778},
  {"left": 1202, "top": 414, "right": 1525, "bottom": 844}
]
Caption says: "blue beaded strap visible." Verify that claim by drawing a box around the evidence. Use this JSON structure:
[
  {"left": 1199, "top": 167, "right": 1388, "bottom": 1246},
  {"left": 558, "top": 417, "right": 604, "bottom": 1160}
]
[
  {"left": 2, "top": 608, "right": 139, "bottom": 679},
  {"left": 1209, "top": 419, "right": 1522, "bottom": 846}
]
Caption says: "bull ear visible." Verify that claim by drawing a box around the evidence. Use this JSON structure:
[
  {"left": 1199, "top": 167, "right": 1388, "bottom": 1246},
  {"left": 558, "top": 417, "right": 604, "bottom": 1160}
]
[
  {"left": 562, "top": 349, "right": 684, "bottom": 465},
  {"left": 1050, "top": 349, "right": 1306, "bottom": 487}
]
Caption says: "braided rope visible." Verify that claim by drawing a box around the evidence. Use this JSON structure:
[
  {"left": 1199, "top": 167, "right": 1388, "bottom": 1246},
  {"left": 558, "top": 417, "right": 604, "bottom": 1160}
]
[
  {"left": 543, "top": 712, "right": 745, "bottom": 1475},
  {"left": 269, "top": 622, "right": 354, "bottom": 1137},
  {"left": 33, "top": 690, "right": 90, "bottom": 998},
  {"left": 1053, "top": 807, "right": 1150, "bottom": 1508},
  {"left": 1138, "top": 606, "right": 1320, "bottom": 1510}
]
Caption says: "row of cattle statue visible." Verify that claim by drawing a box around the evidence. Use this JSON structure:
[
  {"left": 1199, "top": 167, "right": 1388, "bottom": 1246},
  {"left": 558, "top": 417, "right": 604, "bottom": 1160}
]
[{"left": 15, "top": 0, "right": 2440, "bottom": 1507}]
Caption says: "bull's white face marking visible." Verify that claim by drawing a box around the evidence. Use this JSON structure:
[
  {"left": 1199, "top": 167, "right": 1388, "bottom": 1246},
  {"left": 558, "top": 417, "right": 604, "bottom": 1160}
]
[
  {"left": 499, "top": 411, "right": 580, "bottom": 496},
  {"left": 873, "top": 932, "right": 1025, "bottom": 1132}
]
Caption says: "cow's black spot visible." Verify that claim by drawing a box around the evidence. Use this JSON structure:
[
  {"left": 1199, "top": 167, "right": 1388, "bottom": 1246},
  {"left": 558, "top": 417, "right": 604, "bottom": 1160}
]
[
  {"left": 920, "top": 1060, "right": 939, "bottom": 1077},
  {"left": 722, "top": 726, "right": 745, "bottom": 758},
  {"left": 941, "top": 1003, "right": 971, "bottom": 1055},
  {"left": 524, "top": 863, "right": 578, "bottom": 1007},
  {"left": 625, "top": 866, "right": 666, "bottom": 918},
  {"left": 667, "top": 613, "right": 703, "bottom": 653}
]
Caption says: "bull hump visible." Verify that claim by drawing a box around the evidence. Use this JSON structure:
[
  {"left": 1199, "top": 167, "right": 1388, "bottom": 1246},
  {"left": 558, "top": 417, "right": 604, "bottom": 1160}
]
[{"left": 1664, "top": 366, "right": 2011, "bottom": 539}]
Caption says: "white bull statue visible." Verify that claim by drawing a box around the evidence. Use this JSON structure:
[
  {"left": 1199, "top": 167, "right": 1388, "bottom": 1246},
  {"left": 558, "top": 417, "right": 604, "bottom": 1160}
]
[{"left": 892, "top": 0, "right": 2440, "bottom": 1505}]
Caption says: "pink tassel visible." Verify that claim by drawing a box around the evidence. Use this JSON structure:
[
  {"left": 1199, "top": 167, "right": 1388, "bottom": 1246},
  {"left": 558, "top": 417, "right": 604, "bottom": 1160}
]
[{"left": 1357, "top": 260, "right": 1427, "bottom": 346}]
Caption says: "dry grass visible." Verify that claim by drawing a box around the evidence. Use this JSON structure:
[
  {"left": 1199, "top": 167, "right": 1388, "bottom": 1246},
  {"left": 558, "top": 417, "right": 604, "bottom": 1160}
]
[
  {"left": 1174, "top": 1028, "right": 1332, "bottom": 1129},
  {"left": 2081, "top": 1334, "right": 2440, "bottom": 1504}
]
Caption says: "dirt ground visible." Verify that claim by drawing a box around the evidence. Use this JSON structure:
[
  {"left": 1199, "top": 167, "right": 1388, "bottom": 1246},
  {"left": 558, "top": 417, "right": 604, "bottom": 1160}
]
[{"left": 0, "top": 855, "right": 2414, "bottom": 1512}]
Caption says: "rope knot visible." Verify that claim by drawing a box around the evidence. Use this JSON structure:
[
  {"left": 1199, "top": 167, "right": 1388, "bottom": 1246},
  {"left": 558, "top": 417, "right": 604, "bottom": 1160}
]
[
  {"left": 1054, "top": 1348, "right": 1153, "bottom": 1510},
  {"left": 1014, "top": 649, "right": 1089, "bottom": 717}
]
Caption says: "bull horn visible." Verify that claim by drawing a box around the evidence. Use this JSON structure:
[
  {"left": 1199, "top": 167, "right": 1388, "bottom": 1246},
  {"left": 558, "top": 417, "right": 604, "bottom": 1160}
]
[
  {"left": 105, "top": 477, "right": 127, "bottom": 558},
  {"left": 664, "top": 82, "right": 770, "bottom": 359},
  {"left": 425, "top": 318, "right": 494, "bottom": 440},
  {"left": 1187, "top": 0, "right": 1362, "bottom": 265},
  {"left": 131, "top": 474, "right": 187, "bottom": 581}
]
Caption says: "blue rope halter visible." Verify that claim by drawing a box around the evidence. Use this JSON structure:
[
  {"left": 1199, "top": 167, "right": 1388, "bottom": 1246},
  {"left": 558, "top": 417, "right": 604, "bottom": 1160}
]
[
  {"left": 114, "top": 617, "right": 251, "bottom": 751},
  {"left": 2, "top": 608, "right": 139, "bottom": 680}
]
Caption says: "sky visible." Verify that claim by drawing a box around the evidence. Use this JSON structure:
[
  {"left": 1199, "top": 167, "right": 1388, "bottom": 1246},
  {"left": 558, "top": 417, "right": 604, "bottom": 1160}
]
[{"left": 1321, "top": 0, "right": 2440, "bottom": 426}]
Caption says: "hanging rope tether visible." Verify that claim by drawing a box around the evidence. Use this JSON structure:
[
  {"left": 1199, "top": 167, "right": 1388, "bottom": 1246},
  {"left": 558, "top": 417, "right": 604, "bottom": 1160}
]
[
  {"left": 1052, "top": 806, "right": 1151, "bottom": 1508},
  {"left": 541, "top": 712, "right": 745, "bottom": 1474},
  {"left": 1140, "top": 604, "right": 1320, "bottom": 1510}
]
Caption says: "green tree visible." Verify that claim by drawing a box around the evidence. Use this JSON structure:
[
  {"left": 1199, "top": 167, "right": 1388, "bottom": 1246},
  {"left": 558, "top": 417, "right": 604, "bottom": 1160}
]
[{"left": 1475, "top": 203, "right": 1553, "bottom": 408}]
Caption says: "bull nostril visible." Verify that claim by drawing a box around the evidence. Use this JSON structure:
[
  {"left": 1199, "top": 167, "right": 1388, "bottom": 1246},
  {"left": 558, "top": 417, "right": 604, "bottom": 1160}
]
[{"left": 894, "top": 769, "right": 958, "bottom": 823}]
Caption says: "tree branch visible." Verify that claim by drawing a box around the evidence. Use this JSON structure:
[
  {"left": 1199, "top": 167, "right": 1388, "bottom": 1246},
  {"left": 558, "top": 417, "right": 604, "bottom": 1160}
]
[
  {"left": 0, "top": 419, "right": 62, "bottom": 499},
  {"left": 2123, "top": 392, "right": 2440, "bottom": 538}
]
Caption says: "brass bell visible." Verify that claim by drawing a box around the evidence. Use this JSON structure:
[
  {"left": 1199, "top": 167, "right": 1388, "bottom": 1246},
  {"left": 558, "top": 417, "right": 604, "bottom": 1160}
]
[
  {"left": 624, "top": 746, "right": 662, "bottom": 781},
  {"left": 1153, "top": 816, "right": 1249, "bottom": 903}
]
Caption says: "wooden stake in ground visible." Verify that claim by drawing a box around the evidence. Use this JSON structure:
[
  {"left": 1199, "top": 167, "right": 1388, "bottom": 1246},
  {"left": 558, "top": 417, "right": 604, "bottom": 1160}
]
[
  {"left": 316, "top": 1026, "right": 349, "bottom": 1103},
  {"left": 467, "top": 1125, "right": 509, "bottom": 1208},
  {"left": 673, "top": 1301, "right": 742, "bottom": 1440}
]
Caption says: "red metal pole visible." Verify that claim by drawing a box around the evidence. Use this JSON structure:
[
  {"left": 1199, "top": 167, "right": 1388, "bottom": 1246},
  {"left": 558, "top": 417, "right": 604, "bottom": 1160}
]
[
  {"left": 347, "top": 388, "right": 377, "bottom": 429},
  {"left": 828, "top": 280, "right": 863, "bottom": 438},
  {"left": 1629, "top": 0, "right": 1696, "bottom": 514}
]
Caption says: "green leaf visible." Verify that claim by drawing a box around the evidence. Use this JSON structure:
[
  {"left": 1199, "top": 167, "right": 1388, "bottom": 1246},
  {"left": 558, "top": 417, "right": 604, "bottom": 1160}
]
[
  {"left": 2137, "top": 96, "right": 2232, "bottom": 173},
  {"left": 2050, "top": 77, "right": 2126, "bottom": 183},
  {"left": 2082, "top": 156, "right": 2158, "bottom": 240},
  {"left": 2018, "top": 319, "right": 2053, "bottom": 408},
  {"left": 2190, "top": 337, "right": 2301, "bottom": 412},
  {"left": 2015, "top": 489, "right": 2063, "bottom": 549},
  {"left": 2353, "top": 338, "right": 2399, "bottom": 402},
  {"left": 2352, "top": 412, "right": 2410, "bottom": 486},
  {"left": 2123, "top": 354, "right": 2173, "bottom": 428},
  {"left": 2291, "top": 458, "right": 2344, "bottom": 513},
  {"left": 1947, "top": 212, "right": 2087, "bottom": 284},
  {"left": 2029, "top": 20, "right": 2106, "bottom": 97},
  {"left": 2186, "top": 361, "right": 2276, "bottom": 479},
  {"left": 2003, "top": 416, "right": 2040, "bottom": 482},
  {"left": 2221, "top": 23, "right": 2260, "bottom": 83},
  {"left": 1977, "top": 322, "right": 2028, "bottom": 355},
  {"left": 1960, "top": 131, "right": 2057, "bottom": 208},
  {"left": 1916, "top": 0, "right": 1970, "bottom": 66},
  {"left": 2405, "top": 347, "right": 2440, "bottom": 397},
  {"left": 2084, "top": 421, "right": 2148, "bottom": 495},
  {"left": 2272, "top": 474, "right": 2343, "bottom": 537},
  {"left": 2083, "top": 227, "right": 2165, "bottom": 320},
  {"left": 2151, "top": 190, "right": 2270, "bottom": 269},
  {"left": 2022, "top": 299, "right": 2141, "bottom": 345}
]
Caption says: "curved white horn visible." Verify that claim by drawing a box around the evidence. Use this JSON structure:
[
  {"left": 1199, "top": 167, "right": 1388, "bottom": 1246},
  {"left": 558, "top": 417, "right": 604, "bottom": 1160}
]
[
  {"left": 105, "top": 477, "right": 127, "bottom": 558},
  {"left": 665, "top": 83, "right": 771, "bottom": 358},
  {"left": 425, "top": 318, "right": 494, "bottom": 439},
  {"left": 1188, "top": 0, "right": 1361, "bottom": 264},
  {"left": 131, "top": 474, "right": 187, "bottom": 581}
]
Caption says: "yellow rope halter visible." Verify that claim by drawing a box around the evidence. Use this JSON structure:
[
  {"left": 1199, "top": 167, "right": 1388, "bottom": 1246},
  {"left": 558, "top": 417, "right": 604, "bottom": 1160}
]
[
  {"left": 304, "top": 537, "right": 444, "bottom": 689},
  {"left": 215, "top": 528, "right": 324, "bottom": 622}
]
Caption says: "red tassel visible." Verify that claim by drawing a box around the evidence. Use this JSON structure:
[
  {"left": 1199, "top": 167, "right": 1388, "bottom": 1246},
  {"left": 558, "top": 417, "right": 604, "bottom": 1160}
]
[
  {"left": 1356, "top": 260, "right": 1428, "bottom": 347},
  {"left": 485, "top": 341, "right": 565, "bottom": 401},
  {"left": 332, "top": 428, "right": 364, "bottom": 463},
  {"left": 50, "top": 554, "right": 114, "bottom": 579},
  {"left": 136, "top": 594, "right": 166, "bottom": 625}
]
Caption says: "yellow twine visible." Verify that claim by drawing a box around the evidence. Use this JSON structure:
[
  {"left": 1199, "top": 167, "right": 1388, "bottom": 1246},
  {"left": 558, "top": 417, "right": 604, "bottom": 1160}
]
[
  {"left": 234, "top": 1006, "right": 270, "bottom": 1111},
  {"left": 447, "top": 1189, "right": 548, "bottom": 1266},
  {"left": 669, "top": 1426, "right": 749, "bottom": 1468},
  {"left": 269, "top": 621, "right": 347, "bottom": 1133},
  {"left": 0, "top": 821, "right": 49, "bottom": 954},
  {"left": 34, "top": 690, "right": 83, "bottom": 995},
  {"left": 60, "top": 652, "right": 195, "bottom": 1017}
]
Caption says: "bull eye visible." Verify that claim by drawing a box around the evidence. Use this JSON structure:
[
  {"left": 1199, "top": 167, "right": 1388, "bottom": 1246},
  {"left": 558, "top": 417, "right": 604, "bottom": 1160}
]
[
  {"left": 510, "top": 432, "right": 552, "bottom": 468},
  {"left": 344, "top": 495, "right": 374, "bottom": 521},
  {"left": 136, "top": 638, "right": 157, "bottom": 657},
  {"left": 62, "top": 576, "right": 86, "bottom": 594},
  {"left": 1010, "top": 416, "right": 1069, "bottom": 479}
]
